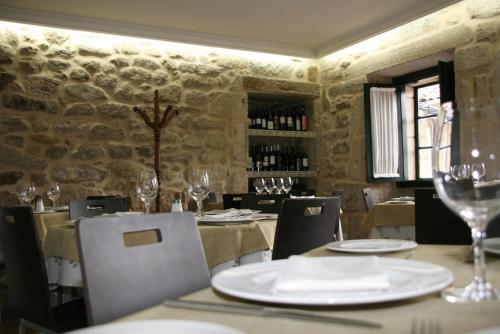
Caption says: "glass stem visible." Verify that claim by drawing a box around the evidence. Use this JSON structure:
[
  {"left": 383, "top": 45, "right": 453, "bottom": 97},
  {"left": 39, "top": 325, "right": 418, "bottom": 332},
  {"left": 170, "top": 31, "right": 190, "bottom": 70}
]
[
  {"left": 196, "top": 200, "right": 202, "bottom": 217},
  {"left": 471, "top": 224, "right": 487, "bottom": 285},
  {"left": 145, "top": 200, "right": 150, "bottom": 214}
]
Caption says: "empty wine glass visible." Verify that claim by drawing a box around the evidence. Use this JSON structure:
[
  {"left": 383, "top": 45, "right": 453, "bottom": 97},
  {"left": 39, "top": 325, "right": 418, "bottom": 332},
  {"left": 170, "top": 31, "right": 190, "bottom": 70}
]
[
  {"left": 433, "top": 98, "right": 500, "bottom": 303},
  {"left": 136, "top": 169, "right": 158, "bottom": 214},
  {"left": 274, "top": 177, "right": 284, "bottom": 194},
  {"left": 17, "top": 183, "right": 36, "bottom": 206},
  {"left": 46, "top": 182, "right": 61, "bottom": 209},
  {"left": 253, "top": 178, "right": 265, "bottom": 194},
  {"left": 264, "top": 178, "right": 275, "bottom": 195},
  {"left": 283, "top": 177, "right": 293, "bottom": 194},
  {"left": 187, "top": 169, "right": 210, "bottom": 218}
]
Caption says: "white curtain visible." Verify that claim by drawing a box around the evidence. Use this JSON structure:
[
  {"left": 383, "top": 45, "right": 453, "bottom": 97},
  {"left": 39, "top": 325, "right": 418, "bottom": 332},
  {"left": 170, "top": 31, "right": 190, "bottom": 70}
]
[{"left": 370, "top": 87, "right": 400, "bottom": 178}]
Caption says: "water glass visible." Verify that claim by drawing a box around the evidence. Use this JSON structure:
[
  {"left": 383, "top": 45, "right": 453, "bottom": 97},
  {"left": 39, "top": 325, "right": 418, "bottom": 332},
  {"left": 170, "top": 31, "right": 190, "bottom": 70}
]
[
  {"left": 283, "top": 177, "right": 293, "bottom": 194},
  {"left": 17, "top": 183, "right": 36, "bottom": 206},
  {"left": 274, "top": 177, "right": 284, "bottom": 194},
  {"left": 253, "top": 178, "right": 265, "bottom": 194},
  {"left": 46, "top": 182, "right": 61, "bottom": 208},
  {"left": 136, "top": 169, "right": 159, "bottom": 214},
  {"left": 264, "top": 178, "right": 275, "bottom": 195},
  {"left": 187, "top": 169, "right": 210, "bottom": 218}
]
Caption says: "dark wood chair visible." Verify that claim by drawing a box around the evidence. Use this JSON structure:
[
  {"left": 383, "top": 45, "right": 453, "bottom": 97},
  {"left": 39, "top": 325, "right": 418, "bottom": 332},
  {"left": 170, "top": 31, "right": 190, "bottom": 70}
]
[
  {"left": 0, "top": 207, "right": 87, "bottom": 333},
  {"left": 69, "top": 197, "right": 130, "bottom": 220},
  {"left": 290, "top": 188, "right": 316, "bottom": 197},
  {"left": 222, "top": 193, "right": 247, "bottom": 209},
  {"left": 241, "top": 194, "right": 289, "bottom": 214},
  {"left": 415, "top": 188, "right": 472, "bottom": 244},
  {"left": 272, "top": 197, "right": 340, "bottom": 260},
  {"left": 76, "top": 212, "right": 210, "bottom": 325}
]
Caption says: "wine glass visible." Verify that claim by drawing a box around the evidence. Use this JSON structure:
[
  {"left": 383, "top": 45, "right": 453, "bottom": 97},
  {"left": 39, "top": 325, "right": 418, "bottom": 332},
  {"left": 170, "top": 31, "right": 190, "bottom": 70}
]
[
  {"left": 46, "top": 182, "right": 61, "bottom": 209},
  {"left": 136, "top": 169, "right": 158, "bottom": 214},
  {"left": 253, "top": 178, "right": 265, "bottom": 194},
  {"left": 187, "top": 169, "right": 210, "bottom": 218},
  {"left": 282, "top": 177, "right": 293, "bottom": 194},
  {"left": 17, "top": 183, "right": 36, "bottom": 206},
  {"left": 433, "top": 98, "right": 500, "bottom": 303},
  {"left": 264, "top": 178, "right": 275, "bottom": 195},
  {"left": 274, "top": 177, "right": 284, "bottom": 194}
]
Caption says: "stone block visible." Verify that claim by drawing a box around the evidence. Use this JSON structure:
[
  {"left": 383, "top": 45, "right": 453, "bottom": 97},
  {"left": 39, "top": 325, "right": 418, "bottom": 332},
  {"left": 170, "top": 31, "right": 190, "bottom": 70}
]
[
  {"left": 70, "top": 68, "right": 90, "bottom": 81},
  {"left": 0, "top": 71, "right": 16, "bottom": 91},
  {"left": 45, "top": 146, "right": 68, "bottom": 159},
  {"left": 114, "top": 84, "right": 135, "bottom": 101},
  {"left": 110, "top": 57, "right": 129, "bottom": 69},
  {"left": 79, "top": 60, "right": 102, "bottom": 74},
  {"left": 0, "top": 190, "right": 19, "bottom": 207},
  {"left": 65, "top": 83, "right": 107, "bottom": 101},
  {"left": 477, "top": 22, "right": 498, "bottom": 42},
  {"left": 0, "top": 44, "right": 14, "bottom": 64},
  {"left": 2, "top": 93, "right": 59, "bottom": 113},
  {"left": 0, "top": 171, "right": 23, "bottom": 185},
  {"left": 307, "top": 66, "right": 319, "bottom": 82},
  {"left": 51, "top": 164, "right": 109, "bottom": 183},
  {"left": 178, "top": 62, "right": 221, "bottom": 76},
  {"left": 63, "top": 102, "right": 95, "bottom": 116},
  {"left": 0, "top": 145, "right": 46, "bottom": 170},
  {"left": 89, "top": 124, "right": 125, "bottom": 140},
  {"left": 467, "top": 0, "right": 500, "bottom": 19},
  {"left": 108, "top": 144, "right": 133, "bottom": 159},
  {"left": 4, "top": 135, "right": 24, "bottom": 147},
  {"left": 184, "top": 91, "right": 207, "bottom": 106},
  {"left": 53, "top": 120, "right": 89, "bottom": 135},
  {"left": 46, "top": 47, "right": 76, "bottom": 59},
  {"left": 25, "top": 75, "right": 61, "bottom": 97},
  {"left": 78, "top": 44, "right": 113, "bottom": 57},
  {"left": 30, "top": 173, "right": 47, "bottom": 187},
  {"left": 119, "top": 67, "right": 152, "bottom": 84},
  {"left": 157, "top": 85, "right": 182, "bottom": 104},
  {"left": 44, "top": 31, "right": 70, "bottom": 45},
  {"left": 0, "top": 114, "right": 29, "bottom": 134},
  {"left": 97, "top": 102, "right": 132, "bottom": 119},
  {"left": 241, "top": 76, "right": 320, "bottom": 96},
  {"left": 192, "top": 117, "right": 226, "bottom": 130},
  {"left": 132, "top": 58, "right": 161, "bottom": 70},
  {"left": 94, "top": 73, "right": 118, "bottom": 89},
  {"left": 47, "top": 59, "right": 71, "bottom": 72},
  {"left": 18, "top": 59, "right": 43, "bottom": 74},
  {"left": 71, "top": 144, "right": 104, "bottom": 160},
  {"left": 182, "top": 76, "right": 218, "bottom": 91},
  {"left": 455, "top": 43, "right": 493, "bottom": 72},
  {"left": 135, "top": 146, "right": 154, "bottom": 158},
  {"left": 0, "top": 28, "right": 18, "bottom": 46}
]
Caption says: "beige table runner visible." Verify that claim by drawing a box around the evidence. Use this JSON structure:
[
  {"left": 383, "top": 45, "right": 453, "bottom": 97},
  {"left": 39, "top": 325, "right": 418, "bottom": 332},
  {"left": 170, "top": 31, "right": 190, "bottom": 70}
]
[
  {"left": 34, "top": 211, "right": 69, "bottom": 241},
  {"left": 119, "top": 244, "right": 500, "bottom": 334},
  {"left": 363, "top": 202, "right": 415, "bottom": 235},
  {"left": 42, "top": 217, "right": 276, "bottom": 269}
]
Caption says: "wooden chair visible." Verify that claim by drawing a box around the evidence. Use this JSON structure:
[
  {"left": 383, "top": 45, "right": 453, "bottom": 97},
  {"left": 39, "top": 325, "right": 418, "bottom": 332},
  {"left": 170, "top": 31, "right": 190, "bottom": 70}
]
[
  {"left": 272, "top": 197, "right": 340, "bottom": 260},
  {"left": 241, "top": 194, "right": 289, "bottom": 214},
  {"left": 69, "top": 197, "right": 130, "bottom": 220},
  {"left": 290, "top": 188, "right": 316, "bottom": 197},
  {"left": 0, "top": 207, "right": 87, "bottom": 333},
  {"left": 76, "top": 212, "right": 210, "bottom": 325},
  {"left": 222, "top": 193, "right": 247, "bottom": 209},
  {"left": 331, "top": 190, "right": 344, "bottom": 241}
]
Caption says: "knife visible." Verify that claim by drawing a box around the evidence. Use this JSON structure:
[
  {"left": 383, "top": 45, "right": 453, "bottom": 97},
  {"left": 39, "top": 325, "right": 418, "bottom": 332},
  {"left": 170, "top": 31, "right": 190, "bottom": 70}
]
[{"left": 163, "top": 299, "right": 382, "bottom": 329}]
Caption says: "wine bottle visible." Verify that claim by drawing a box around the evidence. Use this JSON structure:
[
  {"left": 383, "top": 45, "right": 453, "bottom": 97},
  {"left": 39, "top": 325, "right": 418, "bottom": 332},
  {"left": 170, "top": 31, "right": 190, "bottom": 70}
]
[
  {"left": 263, "top": 145, "right": 269, "bottom": 171},
  {"left": 269, "top": 145, "right": 276, "bottom": 171},
  {"left": 294, "top": 108, "right": 301, "bottom": 131},
  {"left": 300, "top": 106, "right": 307, "bottom": 131},
  {"left": 267, "top": 105, "right": 274, "bottom": 130},
  {"left": 287, "top": 107, "right": 293, "bottom": 131},
  {"left": 279, "top": 105, "right": 287, "bottom": 130},
  {"left": 255, "top": 145, "right": 263, "bottom": 171},
  {"left": 302, "top": 151, "right": 309, "bottom": 171}
]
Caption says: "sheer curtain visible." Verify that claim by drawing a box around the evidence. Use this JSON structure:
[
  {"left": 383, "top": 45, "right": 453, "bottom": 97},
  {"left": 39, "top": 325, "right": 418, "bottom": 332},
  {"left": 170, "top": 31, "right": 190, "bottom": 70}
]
[{"left": 370, "top": 87, "right": 400, "bottom": 178}]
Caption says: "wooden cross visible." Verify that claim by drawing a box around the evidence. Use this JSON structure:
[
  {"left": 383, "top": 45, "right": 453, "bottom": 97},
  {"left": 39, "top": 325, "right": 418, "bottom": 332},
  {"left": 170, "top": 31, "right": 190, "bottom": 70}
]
[{"left": 133, "top": 90, "right": 177, "bottom": 212}]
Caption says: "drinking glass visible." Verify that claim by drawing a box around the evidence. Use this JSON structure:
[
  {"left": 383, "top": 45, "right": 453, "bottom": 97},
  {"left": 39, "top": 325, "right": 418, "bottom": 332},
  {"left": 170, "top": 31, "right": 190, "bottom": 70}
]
[
  {"left": 136, "top": 169, "right": 158, "bottom": 214},
  {"left": 253, "top": 178, "right": 266, "bottom": 194},
  {"left": 46, "top": 182, "right": 61, "bottom": 208},
  {"left": 17, "top": 183, "right": 36, "bottom": 206},
  {"left": 433, "top": 99, "right": 500, "bottom": 303},
  {"left": 274, "top": 177, "right": 284, "bottom": 194},
  {"left": 282, "top": 177, "right": 293, "bottom": 194},
  {"left": 264, "top": 178, "right": 275, "bottom": 195},
  {"left": 187, "top": 169, "right": 210, "bottom": 218}
]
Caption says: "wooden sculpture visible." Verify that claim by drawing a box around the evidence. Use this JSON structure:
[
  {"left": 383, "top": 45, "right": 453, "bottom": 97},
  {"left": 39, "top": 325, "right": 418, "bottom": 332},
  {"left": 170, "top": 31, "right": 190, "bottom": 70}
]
[{"left": 133, "top": 90, "right": 177, "bottom": 212}]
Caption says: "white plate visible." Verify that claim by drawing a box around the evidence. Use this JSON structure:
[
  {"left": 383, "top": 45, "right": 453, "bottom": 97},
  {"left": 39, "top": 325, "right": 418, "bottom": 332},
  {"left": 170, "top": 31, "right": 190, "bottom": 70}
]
[
  {"left": 391, "top": 196, "right": 415, "bottom": 201},
  {"left": 484, "top": 238, "right": 500, "bottom": 255},
  {"left": 326, "top": 239, "right": 417, "bottom": 253},
  {"left": 67, "top": 320, "right": 244, "bottom": 334},
  {"left": 211, "top": 257, "right": 453, "bottom": 305}
]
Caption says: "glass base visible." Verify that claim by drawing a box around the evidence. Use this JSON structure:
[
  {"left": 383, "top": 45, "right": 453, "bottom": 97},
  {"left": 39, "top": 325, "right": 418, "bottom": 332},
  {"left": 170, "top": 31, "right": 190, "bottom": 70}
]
[{"left": 442, "top": 279, "right": 500, "bottom": 303}]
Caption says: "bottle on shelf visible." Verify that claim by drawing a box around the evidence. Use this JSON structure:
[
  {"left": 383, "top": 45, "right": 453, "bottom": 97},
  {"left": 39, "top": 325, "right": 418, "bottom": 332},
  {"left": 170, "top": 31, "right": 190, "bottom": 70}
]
[
  {"left": 300, "top": 106, "right": 307, "bottom": 131},
  {"left": 266, "top": 106, "right": 274, "bottom": 130},
  {"left": 286, "top": 107, "right": 294, "bottom": 131},
  {"left": 302, "top": 151, "right": 309, "bottom": 171}
]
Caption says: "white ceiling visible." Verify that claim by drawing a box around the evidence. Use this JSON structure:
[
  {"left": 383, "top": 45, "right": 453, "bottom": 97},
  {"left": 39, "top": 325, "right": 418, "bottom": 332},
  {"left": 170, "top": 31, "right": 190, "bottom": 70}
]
[{"left": 0, "top": 0, "right": 460, "bottom": 58}]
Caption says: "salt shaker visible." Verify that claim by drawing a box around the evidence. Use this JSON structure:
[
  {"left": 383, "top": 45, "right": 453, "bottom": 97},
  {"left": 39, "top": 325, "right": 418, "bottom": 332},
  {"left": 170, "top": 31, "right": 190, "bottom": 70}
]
[
  {"left": 35, "top": 195, "right": 44, "bottom": 212},
  {"left": 171, "top": 192, "right": 183, "bottom": 212}
]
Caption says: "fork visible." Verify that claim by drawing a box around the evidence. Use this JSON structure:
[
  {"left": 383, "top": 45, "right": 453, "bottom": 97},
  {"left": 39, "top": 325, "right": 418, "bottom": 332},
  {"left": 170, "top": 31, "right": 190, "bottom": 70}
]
[{"left": 411, "top": 318, "right": 441, "bottom": 334}]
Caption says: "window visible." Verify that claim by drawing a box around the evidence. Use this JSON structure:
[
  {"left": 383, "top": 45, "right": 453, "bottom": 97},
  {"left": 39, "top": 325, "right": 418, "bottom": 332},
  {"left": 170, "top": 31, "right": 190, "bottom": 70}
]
[{"left": 364, "top": 61, "right": 455, "bottom": 184}]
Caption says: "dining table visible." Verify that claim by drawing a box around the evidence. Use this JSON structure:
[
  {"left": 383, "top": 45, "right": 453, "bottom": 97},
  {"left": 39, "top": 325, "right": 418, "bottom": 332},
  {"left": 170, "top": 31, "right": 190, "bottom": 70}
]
[
  {"left": 364, "top": 201, "right": 415, "bottom": 240},
  {"left": 38, "top": 211, "right": 277, "bottom": 287},
  {"left": 114, "top": 244, "right": 500, "bottom": 334}
]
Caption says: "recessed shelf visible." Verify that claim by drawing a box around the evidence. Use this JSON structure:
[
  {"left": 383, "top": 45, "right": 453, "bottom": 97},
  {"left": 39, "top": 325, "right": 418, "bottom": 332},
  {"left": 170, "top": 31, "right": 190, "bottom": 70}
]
[
  {"left": 248, "top": 129, "right": 316, "bottom": 138},
  {"left": 247, "top": 171, "right": 317, "bottom": 178}
]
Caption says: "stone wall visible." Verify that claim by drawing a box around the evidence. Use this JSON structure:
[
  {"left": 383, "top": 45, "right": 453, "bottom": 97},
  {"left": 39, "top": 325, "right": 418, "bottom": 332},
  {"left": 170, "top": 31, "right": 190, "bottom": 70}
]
[
  {"left": 318, "top": 0, "right": 500, "bottom": 237},
  {"left": 0, "top": 24, "right": 317, "bottom": 210}
]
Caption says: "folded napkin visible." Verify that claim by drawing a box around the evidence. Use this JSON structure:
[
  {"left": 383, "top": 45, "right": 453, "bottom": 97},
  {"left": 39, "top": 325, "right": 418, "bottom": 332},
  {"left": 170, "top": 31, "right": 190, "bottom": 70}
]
[
  {"left": 202, "top": 209, "right": 258, "bottom": 219},
  {"left": 100, "top": 211, "right": 143, "bottom": 217},
  {"left": 254, "top": 256, "right": 390, "bottom": 294}
]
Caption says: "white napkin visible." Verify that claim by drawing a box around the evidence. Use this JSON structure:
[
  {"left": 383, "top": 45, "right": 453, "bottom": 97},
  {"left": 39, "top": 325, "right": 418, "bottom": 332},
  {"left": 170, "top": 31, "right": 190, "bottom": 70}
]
[
  {"left": 202, "top": 209, "right": 258, "bottom": 219},
  {"left": 255, "top": 256, "right": 390, "bottom": 294}
]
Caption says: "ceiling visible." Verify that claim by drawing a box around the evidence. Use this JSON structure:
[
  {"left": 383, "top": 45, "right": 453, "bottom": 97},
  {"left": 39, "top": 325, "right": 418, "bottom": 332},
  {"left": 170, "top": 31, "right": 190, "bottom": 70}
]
[{"left": 0, "top": 0, "right": 460, "bottom": 58}]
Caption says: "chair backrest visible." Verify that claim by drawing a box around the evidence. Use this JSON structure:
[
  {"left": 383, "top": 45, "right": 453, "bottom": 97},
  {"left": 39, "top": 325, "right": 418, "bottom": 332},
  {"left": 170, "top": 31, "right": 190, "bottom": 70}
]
[
  {"left": 272, "top": 197, "right": 340, "bottom": 260},
  {"left": 415, "top": 188, "right": 472, "bottom": 244},
  {"left": 76, "top": 212, "right": 210, "bottom": 325},
  {"left": 222, "top": 193, "right": 246, "bottom": 209},
  {"left": 241, "top": 194, "right": 289, "bottom": 214},
  {"left": 0, "top": 207, "right": 54, "bottom": 328},
  {"left": 69, "top": 198, "right": 129, "bottom": 220},
  {"left": 362, "top": 188, "right": 375, "bottom": 211},
  {"left": 290, "top": 188, "right": 316, "bottom": 197}
]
